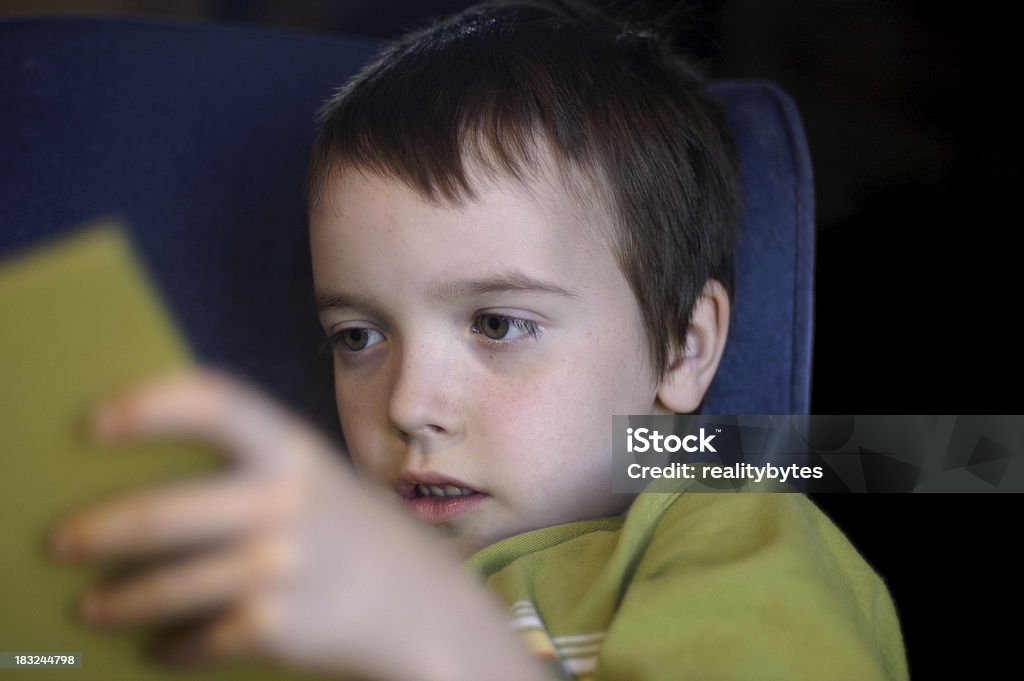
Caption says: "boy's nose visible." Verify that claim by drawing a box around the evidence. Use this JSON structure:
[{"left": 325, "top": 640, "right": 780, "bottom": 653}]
[{"left": 386, "top": 341, "right": 461, "bottom": 442}]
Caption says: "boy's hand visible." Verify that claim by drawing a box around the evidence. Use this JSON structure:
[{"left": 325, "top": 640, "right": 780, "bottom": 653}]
[{"left": 50, "top": 370, "right": 550, "bottom": 681}]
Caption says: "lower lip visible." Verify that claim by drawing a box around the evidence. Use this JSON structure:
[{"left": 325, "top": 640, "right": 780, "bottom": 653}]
[{"left": 404, "top": 493, "right": 488, "bottom": 524}]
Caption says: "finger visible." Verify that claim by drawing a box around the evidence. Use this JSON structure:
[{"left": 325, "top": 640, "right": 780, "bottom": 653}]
[
  {"left": 51, "top": 476, "right": 296, "bottom": 563},
  {"left": 80, "top": 535, "right": 291, "bottom": 628},
  {"left": 93, "top": 369, "right": 322, "bottom": 471},
  {"left": 153, "top": 599, "right": 273, "bottom": 667}
]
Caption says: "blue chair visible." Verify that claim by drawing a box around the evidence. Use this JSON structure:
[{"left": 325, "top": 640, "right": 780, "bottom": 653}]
[{"left": 0, "top": 18, "right": 815, "bottom": 438}]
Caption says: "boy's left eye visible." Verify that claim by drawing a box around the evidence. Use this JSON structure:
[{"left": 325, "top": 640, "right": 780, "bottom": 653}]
[{"left": 472, "top": 314, "right": 540, "bottom": 341}]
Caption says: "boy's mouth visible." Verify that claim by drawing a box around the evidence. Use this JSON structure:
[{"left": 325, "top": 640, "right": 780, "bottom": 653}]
[
  {"left": 397, "top": 474, "right": 488, "bottom": 524},
  {"left": 396, "top": 473, "right": 482, "bottom": 498},
  {"left": 411, "top": 483, "right": 477, "bottom": 498}
]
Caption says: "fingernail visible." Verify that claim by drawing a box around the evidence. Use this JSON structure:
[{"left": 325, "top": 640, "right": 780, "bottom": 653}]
[
  {"left": 50, "top": 527, "right": 83, "bottom": 562},
  {"left": 80, "top": 590, "right": 107, "bottom": 625},
  {"left": 91, "top": 404, "right": 121, "bottom": 443}
]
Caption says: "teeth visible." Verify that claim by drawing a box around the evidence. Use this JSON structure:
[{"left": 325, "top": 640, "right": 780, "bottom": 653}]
[{"left": 414, "top": 484, "right": 476, "bottom": 498}]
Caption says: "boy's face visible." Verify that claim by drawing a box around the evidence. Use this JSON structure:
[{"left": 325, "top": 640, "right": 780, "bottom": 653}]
[{"left": 310, "top": 163, "right": 665, "bottom": 557}]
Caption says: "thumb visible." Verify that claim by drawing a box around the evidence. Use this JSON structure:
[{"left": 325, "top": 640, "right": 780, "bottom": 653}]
[{"left": 93, "top": 369, "right": 328, "bottom": 473}]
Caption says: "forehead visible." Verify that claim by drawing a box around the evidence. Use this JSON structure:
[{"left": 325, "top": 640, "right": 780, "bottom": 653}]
[{"left": 309, "top": 162, "right": 621, "bottom": 294}]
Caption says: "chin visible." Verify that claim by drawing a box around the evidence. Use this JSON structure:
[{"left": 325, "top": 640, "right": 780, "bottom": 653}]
[{"left": 443, "top": 533, "right": 485, "bottom": 560}]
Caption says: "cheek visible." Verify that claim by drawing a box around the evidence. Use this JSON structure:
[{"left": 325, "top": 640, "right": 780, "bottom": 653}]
[
  {"left": 480, "top": 358, "right": 615, "bottom": 475},
  {"left": 333, "top": 366, "right": 393, "bottom": 482}
]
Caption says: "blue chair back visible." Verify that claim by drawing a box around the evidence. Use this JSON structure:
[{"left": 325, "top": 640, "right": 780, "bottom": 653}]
[{"left": 0, "top": 18, "right": 815, "bottom": 437}]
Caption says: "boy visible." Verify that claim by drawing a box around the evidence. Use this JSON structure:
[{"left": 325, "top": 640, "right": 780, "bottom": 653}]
[{"left": 51, "top": 2, "right": 908, "bottom": 680}]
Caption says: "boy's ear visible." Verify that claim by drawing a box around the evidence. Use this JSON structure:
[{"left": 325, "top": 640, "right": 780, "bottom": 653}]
[{"left": 656, "top": 280, "right": 730, "bottom": 414}]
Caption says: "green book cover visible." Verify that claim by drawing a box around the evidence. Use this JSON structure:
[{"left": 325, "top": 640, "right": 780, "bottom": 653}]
[{"left": 0, "top": 224, "right": 316, "bottom": 680}]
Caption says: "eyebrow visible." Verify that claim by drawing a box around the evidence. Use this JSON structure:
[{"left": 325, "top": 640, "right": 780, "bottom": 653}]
[{"left": 315, "top": 273, "right": 580, "bottom": 312}]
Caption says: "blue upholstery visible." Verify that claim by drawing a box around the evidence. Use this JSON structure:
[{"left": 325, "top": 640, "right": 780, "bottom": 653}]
[
  {"left": 708, "top": 81, "right": 815, "bottom": 416},
  {"left": 0, "top": 18, "right": 815, "bottom": 437}
]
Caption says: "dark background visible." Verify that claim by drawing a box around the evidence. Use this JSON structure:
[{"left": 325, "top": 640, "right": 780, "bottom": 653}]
[{"left": 3, "top": 0, "right": 1016, "bottom": 676}]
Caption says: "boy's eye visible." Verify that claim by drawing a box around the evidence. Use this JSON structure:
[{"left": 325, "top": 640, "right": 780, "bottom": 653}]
[
  {"left": 479, "top": 314, "right": 509, "bottom": 340},
  {"left": 472, "top": 314, "right": 540, "bottom": 341},
  {"left": 333, "top": 328, "right": 383, "bottom": 352}
]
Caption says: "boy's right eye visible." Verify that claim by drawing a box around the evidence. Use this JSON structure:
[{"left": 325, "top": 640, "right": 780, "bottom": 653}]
[{"left": 331, "top": 328, "right": 384, "bottom": 352}]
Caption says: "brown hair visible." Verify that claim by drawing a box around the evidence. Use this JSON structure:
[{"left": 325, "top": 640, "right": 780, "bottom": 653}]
[{"left": 308, "top": 0, "right": 741, "bottom": 377}]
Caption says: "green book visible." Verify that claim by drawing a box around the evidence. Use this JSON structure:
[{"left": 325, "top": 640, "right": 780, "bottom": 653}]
[{"left": 0, "top": 225, "right": 316, "bottom": 680}]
